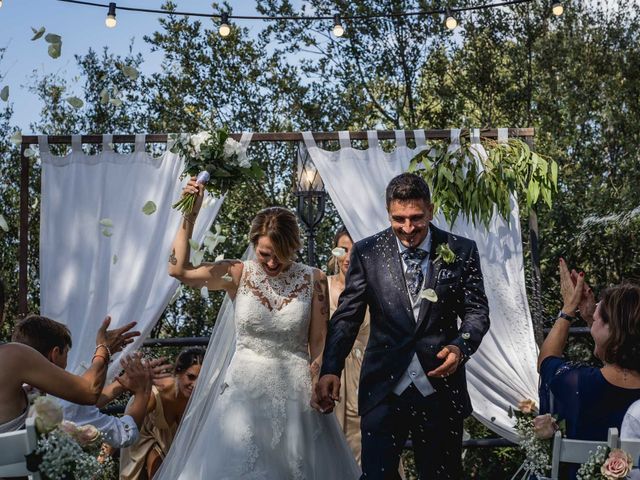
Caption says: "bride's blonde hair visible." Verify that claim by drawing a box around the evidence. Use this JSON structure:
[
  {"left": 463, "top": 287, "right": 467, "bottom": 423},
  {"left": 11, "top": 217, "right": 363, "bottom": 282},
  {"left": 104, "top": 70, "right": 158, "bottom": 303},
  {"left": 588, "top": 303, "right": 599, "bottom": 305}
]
[{"left": 249, "top": 207, "right": 302, "bottom": 261}]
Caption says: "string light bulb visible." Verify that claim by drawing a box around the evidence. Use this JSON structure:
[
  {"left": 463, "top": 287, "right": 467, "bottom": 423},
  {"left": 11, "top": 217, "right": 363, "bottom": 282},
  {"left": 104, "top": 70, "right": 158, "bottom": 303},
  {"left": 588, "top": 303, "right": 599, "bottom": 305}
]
[
  {"left": 445, "top": 8, "right": 458, "bottom": 30},
  {"left": 332, "top": 14, "right": 344, "bottom": 37},
  {"left": 219, "top": 12, "right": 231, "bottom": 37},
  {"left": 105, "top": 2, "right": 117, "bottom": 28},
  {"left": 551, "top": 1, "right": 564, "bottom": 16}
]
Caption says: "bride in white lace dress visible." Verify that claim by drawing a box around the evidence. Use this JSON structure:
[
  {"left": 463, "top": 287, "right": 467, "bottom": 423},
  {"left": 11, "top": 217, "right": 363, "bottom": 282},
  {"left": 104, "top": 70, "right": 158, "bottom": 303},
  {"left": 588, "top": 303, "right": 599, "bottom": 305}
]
[{"left": 157, "top": 179, "right": 359, "bottom": 479}]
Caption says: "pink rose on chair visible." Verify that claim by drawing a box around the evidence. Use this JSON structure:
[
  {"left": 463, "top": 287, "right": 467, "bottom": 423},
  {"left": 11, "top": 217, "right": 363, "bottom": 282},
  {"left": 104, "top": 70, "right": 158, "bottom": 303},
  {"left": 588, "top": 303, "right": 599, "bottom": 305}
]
[
  {"left": 601, "top": 448, "right": 633, "bottom": 479},
  {"left": 532, "top": 414, "right": 558, "bottom": 439}
]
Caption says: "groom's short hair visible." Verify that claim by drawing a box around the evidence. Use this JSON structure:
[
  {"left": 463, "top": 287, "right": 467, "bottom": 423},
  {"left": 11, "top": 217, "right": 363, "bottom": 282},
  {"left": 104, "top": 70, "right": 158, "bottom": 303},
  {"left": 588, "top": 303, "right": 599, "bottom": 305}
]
[{"left": 385, "top": 173, "right": 431, "bottom": 208}]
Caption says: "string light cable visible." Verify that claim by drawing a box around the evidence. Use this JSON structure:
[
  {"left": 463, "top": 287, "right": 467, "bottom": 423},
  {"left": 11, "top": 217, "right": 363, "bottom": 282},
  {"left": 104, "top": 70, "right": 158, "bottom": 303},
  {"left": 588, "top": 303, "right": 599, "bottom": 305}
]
[{"left": 55, "top": 0, "right": 564, "bottom": 29}]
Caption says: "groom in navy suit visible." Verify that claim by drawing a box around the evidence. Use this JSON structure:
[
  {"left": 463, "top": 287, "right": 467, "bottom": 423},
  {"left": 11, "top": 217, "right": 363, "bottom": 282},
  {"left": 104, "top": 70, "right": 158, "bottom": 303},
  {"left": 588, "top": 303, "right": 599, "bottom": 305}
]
[{"left": 316, "top": 173, "right": 490, "bottom": 479}]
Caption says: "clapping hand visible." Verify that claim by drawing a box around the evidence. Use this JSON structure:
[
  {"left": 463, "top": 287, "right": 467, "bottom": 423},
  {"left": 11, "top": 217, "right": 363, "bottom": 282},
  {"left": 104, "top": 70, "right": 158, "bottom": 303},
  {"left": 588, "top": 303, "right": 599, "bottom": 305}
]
[
  {"left": 559, "top": 258, "right": 586, "bottom": 317},
  {"left": 566, "top": 263, "right": 596, "bottom": 326},
  {"left": 147, "top": 357, "right": 173, "bottom": 386},
  {"left": 116, "top": 352, "right": 152, "bottom": 395},
  {"left": 95, "top": 316, "right": 140, "bottom": 355}
]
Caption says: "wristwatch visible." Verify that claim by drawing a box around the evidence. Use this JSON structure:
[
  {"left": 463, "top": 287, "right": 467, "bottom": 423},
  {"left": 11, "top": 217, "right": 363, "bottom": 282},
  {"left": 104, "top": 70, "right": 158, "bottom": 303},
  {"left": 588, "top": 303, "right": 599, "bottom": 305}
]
[{"left": 558, "top": 310, "right": 577, "bottom": 323}]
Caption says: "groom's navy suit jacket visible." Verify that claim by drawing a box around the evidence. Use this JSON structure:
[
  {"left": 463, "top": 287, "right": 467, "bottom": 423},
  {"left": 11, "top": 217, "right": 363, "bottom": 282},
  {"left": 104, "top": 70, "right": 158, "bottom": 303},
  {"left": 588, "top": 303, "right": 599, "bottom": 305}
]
[{"left": 320, "top": 224, "right": 490, "bottom": 417}]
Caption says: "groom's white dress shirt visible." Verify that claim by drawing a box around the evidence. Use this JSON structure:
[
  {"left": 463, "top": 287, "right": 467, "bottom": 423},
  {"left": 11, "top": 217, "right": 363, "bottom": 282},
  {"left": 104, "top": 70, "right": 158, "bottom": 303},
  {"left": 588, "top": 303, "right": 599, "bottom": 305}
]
[{"left": 392, "top": 232, "right": 436, "bottom": 397}]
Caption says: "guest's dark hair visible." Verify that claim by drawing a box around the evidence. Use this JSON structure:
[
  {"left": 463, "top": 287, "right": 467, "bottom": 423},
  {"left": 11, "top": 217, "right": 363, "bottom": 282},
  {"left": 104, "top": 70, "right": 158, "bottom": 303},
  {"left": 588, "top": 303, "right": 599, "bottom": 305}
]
[
  {"left": 599, "top": 283, "right": 640, "bottom": 372},
  {"left": 385, "top": 173, "right": 431, "bottom": 208},
  {"left": 173, "top": 347, "right": 206, "bottom": 375},
  {"left": 327, "top": 226, "right": 352, "bottom": 273},
  {"left": 12, "top": 314, "right": 72, "bottom": 357}
]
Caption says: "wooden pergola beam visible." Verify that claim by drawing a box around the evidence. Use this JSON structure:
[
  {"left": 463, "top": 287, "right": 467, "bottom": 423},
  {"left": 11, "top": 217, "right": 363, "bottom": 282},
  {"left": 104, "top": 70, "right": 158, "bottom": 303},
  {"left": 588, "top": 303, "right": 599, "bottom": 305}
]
[{"left": 20, "top": 128, "right": 534, "bottom": 146}]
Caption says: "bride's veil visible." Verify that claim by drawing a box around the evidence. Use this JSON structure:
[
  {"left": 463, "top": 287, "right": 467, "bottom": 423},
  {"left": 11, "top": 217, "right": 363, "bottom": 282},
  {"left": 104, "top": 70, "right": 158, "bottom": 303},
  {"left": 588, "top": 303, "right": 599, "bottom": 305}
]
[{"left": 154, "top": 245, "right": 254, "bottom": 478}]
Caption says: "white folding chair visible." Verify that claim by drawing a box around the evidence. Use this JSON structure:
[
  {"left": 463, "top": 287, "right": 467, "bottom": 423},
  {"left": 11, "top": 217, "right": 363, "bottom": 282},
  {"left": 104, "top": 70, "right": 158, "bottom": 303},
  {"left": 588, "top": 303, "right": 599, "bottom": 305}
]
[
  {"left": 619, "top": 438, "right": 640, "bottom": 473},
  {"left": 0, "top": 417, "right": 42, "bottom": 479},
  {"left": 547, "top": 427, "right": 619, "bottom": 480}
]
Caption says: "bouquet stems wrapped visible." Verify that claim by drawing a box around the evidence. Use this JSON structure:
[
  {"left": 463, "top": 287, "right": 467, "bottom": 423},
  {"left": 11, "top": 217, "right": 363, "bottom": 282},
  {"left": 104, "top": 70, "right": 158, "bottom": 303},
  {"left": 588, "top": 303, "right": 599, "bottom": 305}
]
[{"left": 173, "top": 170, "right": 210, "bottom": 214}]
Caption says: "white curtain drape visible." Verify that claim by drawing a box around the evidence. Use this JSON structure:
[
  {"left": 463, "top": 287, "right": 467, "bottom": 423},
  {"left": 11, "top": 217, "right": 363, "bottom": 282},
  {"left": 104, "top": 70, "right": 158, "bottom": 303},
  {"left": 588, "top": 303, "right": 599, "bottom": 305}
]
[
  {"left": 38, "top": 134, "right": 233, "bottom": 377},
  {"left": 303, "top": 128, "right": 539, "bottom": 441}
]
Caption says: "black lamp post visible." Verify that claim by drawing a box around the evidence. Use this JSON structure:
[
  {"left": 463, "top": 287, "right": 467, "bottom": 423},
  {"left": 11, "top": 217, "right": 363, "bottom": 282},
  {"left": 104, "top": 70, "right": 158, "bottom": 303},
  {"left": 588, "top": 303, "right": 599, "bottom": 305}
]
[{"left": 295, "top": 144, "right": 326, "bottom": 267}]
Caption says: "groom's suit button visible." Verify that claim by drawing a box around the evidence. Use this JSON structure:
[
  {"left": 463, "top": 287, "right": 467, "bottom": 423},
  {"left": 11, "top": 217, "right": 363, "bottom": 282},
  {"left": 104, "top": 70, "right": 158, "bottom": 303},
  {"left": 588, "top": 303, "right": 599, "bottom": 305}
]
[{"left": 410, "top": 371, "right": 417, "bottom": 377}]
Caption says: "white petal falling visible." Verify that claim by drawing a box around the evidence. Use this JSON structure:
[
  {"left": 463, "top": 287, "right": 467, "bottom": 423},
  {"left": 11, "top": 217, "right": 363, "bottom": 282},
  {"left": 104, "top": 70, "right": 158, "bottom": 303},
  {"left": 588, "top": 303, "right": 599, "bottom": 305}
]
[
  {"left": 10, "top": 131, "right": 22, "bottom": 145},
  {"left": 44, "top": 33, "right": 62, "bottom": 44},
  {"left": 65, "top": 97, "right": 84, "bottom": 109},
  {"left": 191, "top": 249, "right": 205, "bottom": 267},
  {"left": 31, "top": 26, "right": 46, "bottom": 41},
  {"left": 200, "top": 286, "right": 209, "bottom": 299},
  {"left": 332, "top": 247, "right": 347, "bottom": 258},
  {"left": 142, "top": 201, "right": 157, "bottom": 215},
  {"left": 120, "top": 64, "right": 140, "bottom": 81},
  {"left": 0, "top": 214, "right": 8, "bottom": 232},
  {"left": 99, "top": 218, "right": 114, "bottom": 228},
  {"left": 169, "top": 285, "right": 183, "bottom": 305}
]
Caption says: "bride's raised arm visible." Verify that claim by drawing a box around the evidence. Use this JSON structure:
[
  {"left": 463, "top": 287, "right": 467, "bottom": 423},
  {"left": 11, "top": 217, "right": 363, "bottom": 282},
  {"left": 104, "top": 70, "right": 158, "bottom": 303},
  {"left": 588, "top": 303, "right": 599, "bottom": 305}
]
[{"left": 168, "top": 177, "right": 242, "bottom": 294}]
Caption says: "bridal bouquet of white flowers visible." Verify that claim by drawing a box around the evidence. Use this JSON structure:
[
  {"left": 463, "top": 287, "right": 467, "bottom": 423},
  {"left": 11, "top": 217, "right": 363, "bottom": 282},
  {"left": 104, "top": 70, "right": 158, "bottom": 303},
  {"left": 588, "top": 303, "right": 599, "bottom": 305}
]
[
  {"left": 26, "top": 397, "right": 116, "bottom": 480},
  {"left": 170, "top": 127, "right": 262, "bottom": 213}
]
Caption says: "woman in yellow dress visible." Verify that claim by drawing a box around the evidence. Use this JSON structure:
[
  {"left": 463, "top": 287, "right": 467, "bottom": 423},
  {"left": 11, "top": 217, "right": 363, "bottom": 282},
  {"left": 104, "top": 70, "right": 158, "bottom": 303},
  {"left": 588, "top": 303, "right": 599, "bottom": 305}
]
[
  {"left": 120, "top": 347, "right": 204, "bottom": 479},
  {"left": 327, "top": 227, "right": 370, "bottom": 464}
]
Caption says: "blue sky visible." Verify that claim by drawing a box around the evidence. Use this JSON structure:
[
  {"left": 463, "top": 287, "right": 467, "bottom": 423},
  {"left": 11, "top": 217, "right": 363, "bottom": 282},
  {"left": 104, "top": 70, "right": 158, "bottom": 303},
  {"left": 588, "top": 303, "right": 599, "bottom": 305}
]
[
  {"left": 0, "top": 0, "right": 271, "bottom": 132},
  {"left": 0, "top": 0, "right": 624, "bottom": 133}
]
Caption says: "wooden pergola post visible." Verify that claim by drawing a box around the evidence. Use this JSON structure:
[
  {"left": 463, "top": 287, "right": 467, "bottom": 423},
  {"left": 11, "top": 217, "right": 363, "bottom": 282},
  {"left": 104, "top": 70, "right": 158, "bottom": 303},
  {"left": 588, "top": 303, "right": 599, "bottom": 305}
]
[{"left": 17, "top": 128, "right": 541, "bottom": 334}]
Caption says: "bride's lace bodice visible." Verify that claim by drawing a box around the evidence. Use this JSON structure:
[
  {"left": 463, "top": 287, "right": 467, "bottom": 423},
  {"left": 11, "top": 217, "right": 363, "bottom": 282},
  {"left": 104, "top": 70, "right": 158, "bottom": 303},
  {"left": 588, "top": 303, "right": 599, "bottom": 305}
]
[
  {"left": 233, "top": 260, "right": 313, "bottom": 359},
  {"left": 155, "top": 259, "right": 360, "bottom": 480}
]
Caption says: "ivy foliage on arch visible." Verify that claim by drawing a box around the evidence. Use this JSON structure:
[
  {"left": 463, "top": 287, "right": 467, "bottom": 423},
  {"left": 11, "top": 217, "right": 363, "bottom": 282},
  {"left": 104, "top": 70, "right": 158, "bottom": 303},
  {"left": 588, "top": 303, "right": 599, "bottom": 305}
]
[{"left": 410, "top": 139, "right": 558, "bottom": 227}]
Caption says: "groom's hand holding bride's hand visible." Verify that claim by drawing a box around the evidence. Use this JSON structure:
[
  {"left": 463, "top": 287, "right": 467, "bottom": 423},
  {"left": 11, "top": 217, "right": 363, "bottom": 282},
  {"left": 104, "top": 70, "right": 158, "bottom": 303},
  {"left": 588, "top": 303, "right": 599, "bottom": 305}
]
[
  {"left": 427, "top": 345, "right": 461, "bottom": 378},
  {"left": 314, "top": 374, "right": 341, "bottom": 414}
]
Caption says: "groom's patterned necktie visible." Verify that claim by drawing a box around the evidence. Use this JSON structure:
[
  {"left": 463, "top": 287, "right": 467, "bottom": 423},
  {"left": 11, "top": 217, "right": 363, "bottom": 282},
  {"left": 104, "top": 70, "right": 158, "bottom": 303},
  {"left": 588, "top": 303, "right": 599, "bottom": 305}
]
[{"left": 402, "top": 248, "right": 428, "bottom": 302}]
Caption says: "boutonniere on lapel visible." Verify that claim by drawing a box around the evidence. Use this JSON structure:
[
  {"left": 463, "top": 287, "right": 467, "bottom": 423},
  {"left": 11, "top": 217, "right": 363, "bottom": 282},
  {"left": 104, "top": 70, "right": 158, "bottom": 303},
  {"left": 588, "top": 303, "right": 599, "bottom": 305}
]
[
  {"left": 420, "top": 288, "right": 438, "bottom": 303},
  {"left": 435, "top": 243, "right": 456, "bottom": 264}
]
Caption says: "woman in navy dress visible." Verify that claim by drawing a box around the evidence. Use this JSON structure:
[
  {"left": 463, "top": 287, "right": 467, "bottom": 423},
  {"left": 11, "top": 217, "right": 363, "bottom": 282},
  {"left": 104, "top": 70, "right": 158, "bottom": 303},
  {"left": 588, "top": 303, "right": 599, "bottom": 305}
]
[{"left": 538, "top": 259, "right": 640, "bottom": 477}]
